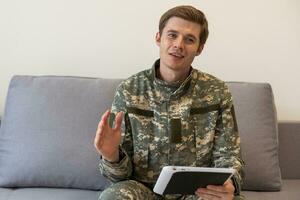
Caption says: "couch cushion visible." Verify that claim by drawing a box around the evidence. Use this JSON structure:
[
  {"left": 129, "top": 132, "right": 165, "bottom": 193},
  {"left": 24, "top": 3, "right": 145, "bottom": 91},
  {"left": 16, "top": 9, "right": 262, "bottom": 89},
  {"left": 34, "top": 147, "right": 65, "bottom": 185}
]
[
  {"left": 242, "top": 179, "right": 300, "bottom": 200},
  {"left": 0, "top": 188, "right": 13, "bottom": 200},
  {"left": 0, "top": 188, "right": 99, "bottom": 200},
  {"left": 0, "top": 76, "right": 122, "bottom": 190},
  {"left": 278, "top": 122, "right": 300, "bottom": 179},
  {"left": 228, "top": 82, "right": 281, "bottom": 191}
]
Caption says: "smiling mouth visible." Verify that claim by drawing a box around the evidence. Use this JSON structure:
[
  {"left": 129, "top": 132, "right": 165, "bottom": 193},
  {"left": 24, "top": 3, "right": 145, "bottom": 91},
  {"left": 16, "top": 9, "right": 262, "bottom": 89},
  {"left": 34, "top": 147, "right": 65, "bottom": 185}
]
[{"left": 169, "top": 52, "right": 184, "bottom": 58}]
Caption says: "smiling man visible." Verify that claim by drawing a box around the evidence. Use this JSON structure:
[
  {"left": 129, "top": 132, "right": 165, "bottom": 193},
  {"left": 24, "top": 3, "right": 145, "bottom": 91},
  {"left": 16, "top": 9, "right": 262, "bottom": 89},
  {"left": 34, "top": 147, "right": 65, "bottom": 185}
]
[
  {"left": 156, "top": 16, "right": 203, "bottom": 83},
  {"left": 94, "top": 5, "right": 244, "bottom": 200}
]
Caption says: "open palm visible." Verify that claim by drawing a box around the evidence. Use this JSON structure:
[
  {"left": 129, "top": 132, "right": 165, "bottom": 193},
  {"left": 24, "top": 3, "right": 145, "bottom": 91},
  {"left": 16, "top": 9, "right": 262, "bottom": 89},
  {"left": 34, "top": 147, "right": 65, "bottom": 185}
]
[{"left": 94, "top": 110, "right": 123, "bottom": 162}]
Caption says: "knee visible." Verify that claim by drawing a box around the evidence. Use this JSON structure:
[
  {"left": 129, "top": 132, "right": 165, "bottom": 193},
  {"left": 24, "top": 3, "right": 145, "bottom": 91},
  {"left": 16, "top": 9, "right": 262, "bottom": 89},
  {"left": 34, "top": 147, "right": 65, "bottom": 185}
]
[
  {"left": 98, "top": 187, "right": 118, "bottom": 200},
  {"left": 98, "top": 180, "right": 155, "bottom": 200},
  {"left": 98, "top": 180, "right": 137, "bottom": 200}
]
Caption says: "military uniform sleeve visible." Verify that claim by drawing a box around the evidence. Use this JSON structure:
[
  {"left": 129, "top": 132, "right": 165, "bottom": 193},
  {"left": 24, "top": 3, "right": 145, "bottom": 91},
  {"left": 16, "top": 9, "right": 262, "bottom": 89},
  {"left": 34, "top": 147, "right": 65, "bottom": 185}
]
[
  {"left": 212, "top": 83, "right": 245, "bottom": 195},
  {"left": 98, "top": 83, "right": 133, "bottom": 182}
]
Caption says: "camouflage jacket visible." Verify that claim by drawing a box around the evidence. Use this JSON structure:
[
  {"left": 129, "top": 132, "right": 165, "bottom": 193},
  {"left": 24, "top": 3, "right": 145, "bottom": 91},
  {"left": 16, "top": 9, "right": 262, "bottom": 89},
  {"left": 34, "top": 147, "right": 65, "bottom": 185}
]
[{"left": 99, "top": 60, "right": 244, "bottom": 195}]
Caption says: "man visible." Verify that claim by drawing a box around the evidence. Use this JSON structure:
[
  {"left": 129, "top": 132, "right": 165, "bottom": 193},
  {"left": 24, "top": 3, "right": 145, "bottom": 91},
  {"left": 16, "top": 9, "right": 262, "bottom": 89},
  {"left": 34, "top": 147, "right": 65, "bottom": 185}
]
[{"left": 94, "top": 5, "right": 244, "bottom": 200}]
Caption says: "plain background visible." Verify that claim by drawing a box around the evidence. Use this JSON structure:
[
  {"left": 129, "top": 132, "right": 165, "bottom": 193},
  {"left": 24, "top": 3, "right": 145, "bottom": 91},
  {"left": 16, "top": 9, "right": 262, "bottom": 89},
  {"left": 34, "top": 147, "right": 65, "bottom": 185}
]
[{"left": 0, "top": 0, "right": 299, "bottom": 121}]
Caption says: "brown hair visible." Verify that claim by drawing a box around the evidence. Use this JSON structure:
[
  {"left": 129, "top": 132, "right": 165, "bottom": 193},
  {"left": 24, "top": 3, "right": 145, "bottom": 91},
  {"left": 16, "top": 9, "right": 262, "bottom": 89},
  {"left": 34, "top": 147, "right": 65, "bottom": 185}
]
[{"left": 159, "top": 5, "right": 209, "bottom": 46}]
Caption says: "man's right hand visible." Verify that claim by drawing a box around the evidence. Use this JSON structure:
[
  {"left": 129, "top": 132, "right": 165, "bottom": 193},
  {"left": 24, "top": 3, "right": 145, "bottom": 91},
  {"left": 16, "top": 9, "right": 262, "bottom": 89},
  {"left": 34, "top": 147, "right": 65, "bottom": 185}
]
[{"left": 94, "top": 110, "right": 123, "bottom": 163}]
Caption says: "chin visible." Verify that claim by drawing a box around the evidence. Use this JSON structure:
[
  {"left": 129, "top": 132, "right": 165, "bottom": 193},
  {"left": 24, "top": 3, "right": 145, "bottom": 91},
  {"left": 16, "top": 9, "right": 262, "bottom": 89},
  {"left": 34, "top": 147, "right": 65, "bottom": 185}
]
[
  {"left": 170, "top": 61, "right": 189, "bottom": 70},
  {"left": 168, "top": 65, "right": 188, "bottom": 72},
  {"left": 166, "top": 59, "right": 184, "bottom": 68}
]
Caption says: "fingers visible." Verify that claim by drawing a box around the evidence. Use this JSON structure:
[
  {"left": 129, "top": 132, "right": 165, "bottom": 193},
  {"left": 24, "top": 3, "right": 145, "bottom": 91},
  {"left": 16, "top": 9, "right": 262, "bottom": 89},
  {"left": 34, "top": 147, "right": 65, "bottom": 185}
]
[
  {"left": 94, "top": 110, "right": 123, "bottom": 156},
  {"left": 206, "top": 185, "right": 227, "bottom": 193},
  {"left": 114, "top": 112, "right": 124, "bottom": 131},
  {"left": 195, "top": 185, "right": 234, "bottom": 200},
  {"left": 196, "top": 188, "right": 222, "bottom": 199},
  {"left": 94, "top": 110, "right": 110, "bottom": 151},
  {"left": 97, "top": 110, "right": 110, "bottom": 130}
]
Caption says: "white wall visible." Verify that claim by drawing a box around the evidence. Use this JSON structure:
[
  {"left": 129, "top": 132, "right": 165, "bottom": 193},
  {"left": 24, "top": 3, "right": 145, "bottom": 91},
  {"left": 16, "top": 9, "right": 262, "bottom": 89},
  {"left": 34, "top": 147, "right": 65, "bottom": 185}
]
[{"left": 0, "top": 0, "right": 299, "bottom": 121}]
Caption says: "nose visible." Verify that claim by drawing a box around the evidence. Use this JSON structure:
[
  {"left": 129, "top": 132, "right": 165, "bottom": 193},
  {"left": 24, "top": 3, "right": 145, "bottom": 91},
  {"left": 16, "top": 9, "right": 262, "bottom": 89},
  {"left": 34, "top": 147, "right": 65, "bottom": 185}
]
[{"left": 174, "top": 36, "right": 184, "bottom": 49}]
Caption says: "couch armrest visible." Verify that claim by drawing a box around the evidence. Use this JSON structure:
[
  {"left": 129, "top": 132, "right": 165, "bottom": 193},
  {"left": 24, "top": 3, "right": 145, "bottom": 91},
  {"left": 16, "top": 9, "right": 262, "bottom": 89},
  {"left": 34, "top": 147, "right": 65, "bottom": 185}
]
[{"left": 278, "top": 121, "right": 300, "bottom": 179}]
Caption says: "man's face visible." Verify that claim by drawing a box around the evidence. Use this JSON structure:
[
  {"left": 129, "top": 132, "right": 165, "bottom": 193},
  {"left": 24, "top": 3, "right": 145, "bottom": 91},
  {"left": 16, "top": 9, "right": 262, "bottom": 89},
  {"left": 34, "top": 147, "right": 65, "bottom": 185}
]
[{"left": 156, "top": 17, "right": 203, "bottom": 73}]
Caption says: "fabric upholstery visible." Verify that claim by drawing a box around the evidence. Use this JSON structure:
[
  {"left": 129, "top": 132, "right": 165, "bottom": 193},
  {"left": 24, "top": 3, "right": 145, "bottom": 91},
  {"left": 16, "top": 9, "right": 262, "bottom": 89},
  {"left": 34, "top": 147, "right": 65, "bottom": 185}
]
[
  {"left": 0, "top": 76, "right": 122, "bottom": 190},
  {"left": 242, "top": 179, "right": 300, "bottom": 200},
  {"left": 228, "top": 82, "right": 281, "bottom": 191},
  {"left": 278, "top": 122, "right": 300, "bottom": 179},
  {"left": 0, "top": 188, "right": 12, "bottom": 200},
  {"left": 0, "top": 188, "right": 99, "bottom": 200},
  {"left": 0, "top": 77, "right": 282, "bottom": 192}
]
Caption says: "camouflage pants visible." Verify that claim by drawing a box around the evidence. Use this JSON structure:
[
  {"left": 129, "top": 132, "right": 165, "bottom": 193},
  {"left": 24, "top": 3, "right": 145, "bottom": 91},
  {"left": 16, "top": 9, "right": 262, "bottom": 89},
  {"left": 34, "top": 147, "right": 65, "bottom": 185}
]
[
  {"left": 99, "top": 180, "right": 161, "bottom": 200},
  {"left": 98, "top": 180, "right": 245, "bottom": 200},
  {"left": 99, "top": 180, "right": 196, "bottom": 200}
]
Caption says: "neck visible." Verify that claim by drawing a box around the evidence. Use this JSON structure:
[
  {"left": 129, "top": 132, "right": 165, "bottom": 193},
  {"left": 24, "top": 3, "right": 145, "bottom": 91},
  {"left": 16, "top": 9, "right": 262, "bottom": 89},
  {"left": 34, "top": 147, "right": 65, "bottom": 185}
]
[{"left": 158, "top": 65, "right": 191, "bottom": 84}]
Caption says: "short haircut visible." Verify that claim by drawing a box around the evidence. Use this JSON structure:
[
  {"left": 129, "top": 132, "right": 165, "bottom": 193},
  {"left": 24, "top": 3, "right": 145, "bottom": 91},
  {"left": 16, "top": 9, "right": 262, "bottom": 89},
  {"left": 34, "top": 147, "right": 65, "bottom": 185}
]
[{"left": 159, "top": 5, "right": 209, "bottom": 46}]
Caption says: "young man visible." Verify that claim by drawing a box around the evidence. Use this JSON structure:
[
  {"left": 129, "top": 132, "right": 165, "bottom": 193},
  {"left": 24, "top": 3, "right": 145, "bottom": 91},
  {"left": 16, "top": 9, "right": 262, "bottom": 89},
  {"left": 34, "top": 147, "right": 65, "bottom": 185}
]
[{"left": 94, "top": 5, "right": 244, "bottom": 200}]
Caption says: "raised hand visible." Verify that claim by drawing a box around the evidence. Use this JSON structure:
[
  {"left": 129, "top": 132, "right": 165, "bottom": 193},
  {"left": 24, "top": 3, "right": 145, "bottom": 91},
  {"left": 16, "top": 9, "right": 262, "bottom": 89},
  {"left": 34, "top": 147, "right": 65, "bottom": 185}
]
[{"left": 94, "top": 110, "right": 123, "bottom": 163}]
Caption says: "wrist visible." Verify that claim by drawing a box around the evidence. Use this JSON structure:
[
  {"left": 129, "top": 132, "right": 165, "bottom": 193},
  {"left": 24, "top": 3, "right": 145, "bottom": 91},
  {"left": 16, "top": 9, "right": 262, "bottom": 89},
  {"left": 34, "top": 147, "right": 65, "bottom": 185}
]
[{"left": 102, "top": 150, "right": 119, "bottom": 163}]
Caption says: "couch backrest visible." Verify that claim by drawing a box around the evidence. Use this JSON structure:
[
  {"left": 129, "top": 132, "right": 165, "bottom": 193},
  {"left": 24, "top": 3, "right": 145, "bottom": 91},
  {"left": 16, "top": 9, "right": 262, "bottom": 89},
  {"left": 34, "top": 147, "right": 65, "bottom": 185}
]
[
  {"left": 0, "top": 76, "right": 283, "bottom": 191},
  {"left": 227, "top": 82, "right": 281, "bottom": 191},
  {"left": 0, "top": 76, "right": 122, "bottom": 190},
  {"left": 278, "top": 121, "right": 300, "bottom": 179}
]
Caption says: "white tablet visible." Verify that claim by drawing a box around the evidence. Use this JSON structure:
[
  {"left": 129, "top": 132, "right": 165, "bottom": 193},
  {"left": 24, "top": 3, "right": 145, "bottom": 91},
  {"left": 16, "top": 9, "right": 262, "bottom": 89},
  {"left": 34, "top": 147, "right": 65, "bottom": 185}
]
[{"left": 153, "top": 166, "right": 236, "bottom": 195}]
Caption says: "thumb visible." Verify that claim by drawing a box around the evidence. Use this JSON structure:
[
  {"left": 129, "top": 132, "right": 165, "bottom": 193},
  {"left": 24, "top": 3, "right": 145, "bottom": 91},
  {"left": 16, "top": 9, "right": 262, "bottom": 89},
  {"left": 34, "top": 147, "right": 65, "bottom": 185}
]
[{"left": 114, "top": 112, "right": 124, "bottom": 131}]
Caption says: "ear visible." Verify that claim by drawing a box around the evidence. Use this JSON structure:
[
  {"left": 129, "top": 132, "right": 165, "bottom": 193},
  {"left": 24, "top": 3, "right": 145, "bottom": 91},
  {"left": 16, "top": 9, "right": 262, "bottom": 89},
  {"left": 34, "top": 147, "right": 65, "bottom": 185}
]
[
  {"left": 196, "top": 44, "right": 204, "bottom": 56},
  {"left": 155, "top": 32, "right": 161, "bottom": 47}
]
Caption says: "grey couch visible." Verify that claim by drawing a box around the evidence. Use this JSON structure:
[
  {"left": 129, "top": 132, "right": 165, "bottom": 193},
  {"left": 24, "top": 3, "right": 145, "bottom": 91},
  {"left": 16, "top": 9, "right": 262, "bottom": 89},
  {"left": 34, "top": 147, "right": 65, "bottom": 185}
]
[{"left": 0, "top": 75, "right": 299, "bottom": 200}]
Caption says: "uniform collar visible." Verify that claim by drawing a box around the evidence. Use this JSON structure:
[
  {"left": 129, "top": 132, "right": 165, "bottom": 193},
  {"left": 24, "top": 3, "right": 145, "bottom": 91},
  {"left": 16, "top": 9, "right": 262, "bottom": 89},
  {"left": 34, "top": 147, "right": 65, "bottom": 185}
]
[{"left": 151, "top": 59, "right": 194, "bottom": 100}]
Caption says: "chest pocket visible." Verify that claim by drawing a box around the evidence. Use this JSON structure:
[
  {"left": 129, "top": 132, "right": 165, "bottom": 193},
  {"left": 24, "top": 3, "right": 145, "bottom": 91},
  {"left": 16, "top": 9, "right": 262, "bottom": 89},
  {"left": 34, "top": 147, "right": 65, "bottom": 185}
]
[
  {"left": 190, "top": 104, "right": 220, "bottom": 166},
  {"left": 127, "top": 107, "right": 154, "bottom": 172}
]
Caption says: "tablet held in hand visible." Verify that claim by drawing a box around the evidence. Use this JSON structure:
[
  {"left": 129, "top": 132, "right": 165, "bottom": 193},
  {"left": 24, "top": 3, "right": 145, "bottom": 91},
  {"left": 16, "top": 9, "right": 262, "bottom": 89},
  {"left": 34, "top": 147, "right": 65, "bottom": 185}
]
[{"left": 153, "top": 166, "right": 236, "bottom": 195}]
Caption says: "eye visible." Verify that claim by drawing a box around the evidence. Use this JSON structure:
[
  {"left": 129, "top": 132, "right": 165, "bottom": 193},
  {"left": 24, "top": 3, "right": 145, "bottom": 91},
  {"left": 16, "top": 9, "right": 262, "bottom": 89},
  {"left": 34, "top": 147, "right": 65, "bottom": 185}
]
[
  {"left": 167, "top": 33, "right": 177, "bottom": 39},
  {"left": 185, "top": 37, "right": 196, "bottom": 44}
]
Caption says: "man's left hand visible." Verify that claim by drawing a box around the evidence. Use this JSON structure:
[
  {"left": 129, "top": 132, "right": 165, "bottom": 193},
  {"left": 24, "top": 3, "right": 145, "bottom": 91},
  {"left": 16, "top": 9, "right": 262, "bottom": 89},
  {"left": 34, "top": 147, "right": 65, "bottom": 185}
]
[{"left": 195, "top": 179, "right": 235, "bottom": 200}]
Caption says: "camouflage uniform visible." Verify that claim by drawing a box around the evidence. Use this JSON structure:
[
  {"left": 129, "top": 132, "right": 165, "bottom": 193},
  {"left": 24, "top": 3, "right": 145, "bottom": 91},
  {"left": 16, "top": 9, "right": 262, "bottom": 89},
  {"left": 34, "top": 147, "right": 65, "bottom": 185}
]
[{"left": 98, "top": 60, "right": 245, "bottom": 200}]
